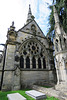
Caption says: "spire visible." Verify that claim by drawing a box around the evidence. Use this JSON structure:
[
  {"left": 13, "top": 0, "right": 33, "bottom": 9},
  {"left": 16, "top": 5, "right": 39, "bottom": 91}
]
[
  {"left": 28, "top": 4, "right": 32, "bottom": 15},
  {"left": 53, "top": 5, "right": 60, "bottom": 23},
  {"left": 26, "top": 4, "right": 34, "bottom": 23},
  {"left": 53, "top": 5, "right": 65, "bottom": 35},
  {"left": 53, "top": 5, "right": 61, "bottom": 35}
]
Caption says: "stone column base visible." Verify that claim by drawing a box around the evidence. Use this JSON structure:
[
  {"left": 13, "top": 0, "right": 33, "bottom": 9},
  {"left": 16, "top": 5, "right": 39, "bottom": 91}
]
[{"left": 55, "top": 82, "right": 67, "bottom": 92}]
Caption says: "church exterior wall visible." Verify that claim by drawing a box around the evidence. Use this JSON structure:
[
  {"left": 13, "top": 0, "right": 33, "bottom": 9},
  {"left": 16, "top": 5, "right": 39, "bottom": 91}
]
[
  {"left": 0, "top": 6, "right": 57, "bottom": 91},
  {"left": 1, "top": 70, "right": 55, "bottom": 91},
  {"left": 20, "top": 70, "right": 54, "bottom": 89},
  {"left": 4, "top": 44, "right": 16, "bottom": 70},
  {"left": 2, "top": 71, "right": 13, "bottom": 91},
  {"left": 0, "top": 5, "right": 67, "bottom": 92}
]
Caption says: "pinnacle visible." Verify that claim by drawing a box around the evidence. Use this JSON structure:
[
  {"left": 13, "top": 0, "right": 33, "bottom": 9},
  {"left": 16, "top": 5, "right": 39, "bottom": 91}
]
[
  {"left": 28, "top": 4, "right": 32, "bottom": 14},
  {"left": 26, "top": 4, "right": 34, "bottom": 23}
]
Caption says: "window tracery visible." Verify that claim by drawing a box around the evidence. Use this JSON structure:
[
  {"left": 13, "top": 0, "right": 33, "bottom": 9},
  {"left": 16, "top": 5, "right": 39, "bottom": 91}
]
[
  {"left": 20, "top": 56, "right": 24, "bottom": 68},
  {"left": 20, "top": 40, "right": 46, "bottom": 69}
]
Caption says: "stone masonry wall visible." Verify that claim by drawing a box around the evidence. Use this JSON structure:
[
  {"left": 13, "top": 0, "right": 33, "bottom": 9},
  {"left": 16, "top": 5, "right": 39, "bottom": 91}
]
[
  {"left": 2, "top": 71, "right": 13, "bottom": 91},
  {"left": 20, "top": 70, "right": 54, "bottom": 89},
  {"left": 2, "top": 44, "right": 16, "bottom": 91}
]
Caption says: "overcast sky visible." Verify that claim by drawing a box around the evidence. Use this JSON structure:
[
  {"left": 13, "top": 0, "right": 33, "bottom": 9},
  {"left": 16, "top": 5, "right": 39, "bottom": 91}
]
[{"left": 0, "top": 0, "right": 52, "bottom": 50}]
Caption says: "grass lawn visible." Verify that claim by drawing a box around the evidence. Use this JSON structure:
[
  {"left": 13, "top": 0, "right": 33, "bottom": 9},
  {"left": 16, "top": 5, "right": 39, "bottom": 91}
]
[{"left": 0, "top": 90, "right": 59, "bottom": 100}]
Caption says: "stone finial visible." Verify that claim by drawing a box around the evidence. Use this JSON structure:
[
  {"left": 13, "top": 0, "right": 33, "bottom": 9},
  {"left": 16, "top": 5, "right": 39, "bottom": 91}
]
[
  {"left": 7, "top": 21, "right": 17, "bottom": 41},
  {"left": 12, "top": 21, "right": 14, "bottom": 27},
  {"left": 10, "top": 21, "right": 15, "bottom": 31},
  {"left": 26, "top": 4, "right": 34, "bottom": 23},
  {"left": 29, "top": 4, "right": 32, "bottom": 14}
]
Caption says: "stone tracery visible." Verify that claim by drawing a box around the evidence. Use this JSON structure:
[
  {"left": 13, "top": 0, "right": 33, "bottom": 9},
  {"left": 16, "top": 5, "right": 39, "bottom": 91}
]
[{"left": 20, "top": 40, "right": 46, "bottom": 69}]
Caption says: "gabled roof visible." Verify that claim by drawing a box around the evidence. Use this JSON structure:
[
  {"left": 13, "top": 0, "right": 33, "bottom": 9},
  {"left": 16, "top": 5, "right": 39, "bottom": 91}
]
[
  {"left": 17, "top": 4, "right": 45, "bottom": 37},
  {"left": 17, "top": 19, "right": 45, "bottom": 37}
]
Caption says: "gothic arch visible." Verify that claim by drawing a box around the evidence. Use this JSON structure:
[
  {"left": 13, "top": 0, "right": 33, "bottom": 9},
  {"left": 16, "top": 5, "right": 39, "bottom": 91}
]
[{"left": 19, "top": 38, "right": 47, "bottom": 69}]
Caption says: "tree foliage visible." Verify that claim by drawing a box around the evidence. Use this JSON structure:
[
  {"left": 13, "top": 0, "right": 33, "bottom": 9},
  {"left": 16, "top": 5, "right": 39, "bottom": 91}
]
[{"left": 47, "top": 0, "right": 67, "bottom": 37}]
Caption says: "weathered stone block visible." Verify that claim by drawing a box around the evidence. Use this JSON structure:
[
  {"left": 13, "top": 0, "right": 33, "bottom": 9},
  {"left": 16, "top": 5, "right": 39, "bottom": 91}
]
[
  {"left": 7, "top": 93, "right": 26, "bottom": 100},
  {"left": 25, "top": 90, "right": 46, "bottom": 100}
]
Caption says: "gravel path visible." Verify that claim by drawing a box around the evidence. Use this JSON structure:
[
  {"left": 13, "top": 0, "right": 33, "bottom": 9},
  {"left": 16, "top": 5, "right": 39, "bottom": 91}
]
[{"left": 32, "top": 85, "right": 67, "bottom": 100}]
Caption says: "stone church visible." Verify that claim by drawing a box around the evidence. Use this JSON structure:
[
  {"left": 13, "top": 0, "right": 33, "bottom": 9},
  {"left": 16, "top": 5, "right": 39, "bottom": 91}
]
[{"left": 0, "top": 5, "right": 67, "bottom": 91}]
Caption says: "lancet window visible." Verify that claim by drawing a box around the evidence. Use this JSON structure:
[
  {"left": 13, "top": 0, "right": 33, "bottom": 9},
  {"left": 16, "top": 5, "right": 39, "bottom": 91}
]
[
  {"left": 38, "top": 58, "right": 41, "bottom": 69},
  {"left": 20, "top": 56, "right": 24, "bottom": 68},
  {"left": 32, "top": 57, "right": 36, "bottom": 68},
  {"left": 43, "top": 57, "right": 46, "bottom": 69}
]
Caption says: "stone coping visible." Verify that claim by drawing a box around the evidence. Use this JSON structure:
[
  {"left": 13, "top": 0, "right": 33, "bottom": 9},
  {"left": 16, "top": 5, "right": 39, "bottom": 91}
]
[{"left": 0, "top": 69, "right": 53, "bottom": 71}]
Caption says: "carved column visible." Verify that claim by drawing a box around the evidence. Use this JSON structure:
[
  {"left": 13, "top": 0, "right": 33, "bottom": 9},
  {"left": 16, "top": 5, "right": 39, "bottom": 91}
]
[
  {"left": 45, "top": 58, "right": 48, "bottom": 70},
  {"left": 30, "top": 57, "right": 32, "bottom": 69},
  {"left": 41, "top": 58, "right": 43, "bottom": 69},
  {"left": 48, "top": 57, "right": 51, "bottom": 70},
  {"left": 62, "top": 58, "right": 67, "bottom": 82},
  {"left": 55, "top": 60, "right": 60, "bottom": 84},
  {"left": 24, "top": 56, "right": 26, "bottom": 69},
  {"left": 36, "top": 57, "right": 38, "bottom": 69}
]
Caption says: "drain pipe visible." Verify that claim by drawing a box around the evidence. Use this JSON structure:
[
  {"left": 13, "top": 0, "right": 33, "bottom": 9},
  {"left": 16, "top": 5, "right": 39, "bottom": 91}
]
[{"left": 0, "top": 44, "right": 7, "bottom": 90}]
